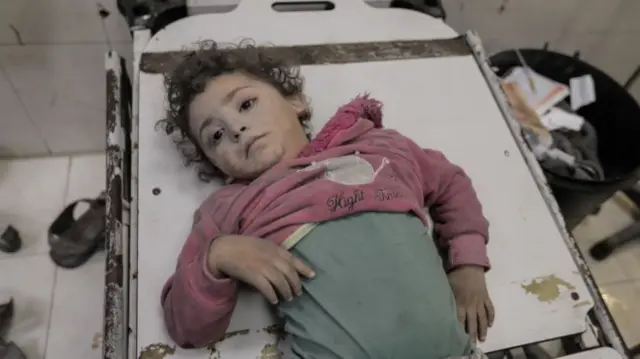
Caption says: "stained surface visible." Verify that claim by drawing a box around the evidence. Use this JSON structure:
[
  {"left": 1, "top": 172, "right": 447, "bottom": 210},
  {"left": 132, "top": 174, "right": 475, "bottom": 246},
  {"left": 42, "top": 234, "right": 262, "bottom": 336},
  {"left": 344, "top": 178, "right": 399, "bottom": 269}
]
[
  {"left": 136, "top": 23, "right": 597, "bottom": 359},
  {"left": 139, "top": 37, "right": 471, "bottom": 74},
  {"left": 108, "top": 2, "right": 638, "bottom": 359},
  {"left": 129, "top": 2, "right": 608, "bottom": 355},
  {"left": 521, "top": 275, "right": 576, "bottom": 303},
  {"left": 260, "top": 344, "right": 279, "bottom": 359},
  {"left": 1, "top": 0, "right": 640, "bottom": 357},
  {"left": 0, "top": 159, "right": 639, "bottom": 358},
  {"left": 139, "top": 343, "right": 176, "bottom": 359}
]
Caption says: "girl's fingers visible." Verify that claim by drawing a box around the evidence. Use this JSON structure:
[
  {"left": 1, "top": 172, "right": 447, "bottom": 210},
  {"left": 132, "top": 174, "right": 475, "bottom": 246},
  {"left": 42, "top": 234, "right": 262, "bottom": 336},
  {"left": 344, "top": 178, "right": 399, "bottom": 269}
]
[
  {"left": 486, "top": 299, "right": 496, "bottom": 327},
  {"left": 274, "top": 260, "right": 303, "bottom": 296},
  {"left": 466, "top": 307, "right": 478, "bottom": 343},
  {"left": 477, "top": 302, "right": 488, "bottom": 342},
  {"left": 251, "top": 274, "right": 279, "bottom": 305},
  {"left": 263, "top": 267, "right": 293, "bottom": 302},
  {"left": 277, "top": 248, "right": 315, "bottom": 279},
  {"left": 456, "top": 307, "right": 466, "bottom": 328},
  {"left": 291, "top": 256, "right": 316, "bottom": 279}
]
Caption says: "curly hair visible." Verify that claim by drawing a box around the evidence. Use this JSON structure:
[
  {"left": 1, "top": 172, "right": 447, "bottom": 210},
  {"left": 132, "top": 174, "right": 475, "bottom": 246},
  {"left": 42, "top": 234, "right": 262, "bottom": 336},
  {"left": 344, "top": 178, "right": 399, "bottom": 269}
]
[{"left": 157, "top": 40, "right": 311, "bottom": 182}]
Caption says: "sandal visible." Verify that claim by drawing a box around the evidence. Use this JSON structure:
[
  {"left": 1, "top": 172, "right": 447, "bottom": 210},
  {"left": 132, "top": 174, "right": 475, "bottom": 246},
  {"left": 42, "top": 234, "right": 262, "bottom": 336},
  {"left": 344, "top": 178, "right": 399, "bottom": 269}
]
[
  {"left": 48, "top": 192, "right": 106, "bottom": 269},
  {"left": 0, "top": 298, "right": 24, "bottom": 359},
  {"left": 0, "top": 340, "right": 26, "bottom": 359},
  {"left": 0, "top": 298, "right": 13, "bottom": 339},
  {"left": 0, "top": 226, "right": 21, "bottom": 254}
]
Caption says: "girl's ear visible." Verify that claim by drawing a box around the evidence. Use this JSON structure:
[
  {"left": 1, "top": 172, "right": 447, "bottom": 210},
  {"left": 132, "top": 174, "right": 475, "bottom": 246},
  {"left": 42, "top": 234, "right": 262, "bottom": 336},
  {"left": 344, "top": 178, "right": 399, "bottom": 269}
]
[{"left": 288, "top": 94, "right": 309, "bottom": 118}]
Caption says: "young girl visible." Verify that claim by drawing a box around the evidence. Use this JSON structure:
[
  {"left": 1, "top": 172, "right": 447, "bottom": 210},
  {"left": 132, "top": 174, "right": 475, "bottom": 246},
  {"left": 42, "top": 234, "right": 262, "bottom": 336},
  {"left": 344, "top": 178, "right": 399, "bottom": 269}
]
[{"left": 160, "top": 40, "right": 495, "bottom": 359}]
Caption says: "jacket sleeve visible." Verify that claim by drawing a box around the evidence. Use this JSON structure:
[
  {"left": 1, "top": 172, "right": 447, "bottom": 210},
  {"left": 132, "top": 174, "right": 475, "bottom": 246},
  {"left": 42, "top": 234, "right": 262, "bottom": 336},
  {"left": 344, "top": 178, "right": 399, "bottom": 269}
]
[
  {"left": 161, "top": 205, "right": 239, "bottom": 348},
  {"left": 405, "top": 137, "right": 491, "bottom": 271}
]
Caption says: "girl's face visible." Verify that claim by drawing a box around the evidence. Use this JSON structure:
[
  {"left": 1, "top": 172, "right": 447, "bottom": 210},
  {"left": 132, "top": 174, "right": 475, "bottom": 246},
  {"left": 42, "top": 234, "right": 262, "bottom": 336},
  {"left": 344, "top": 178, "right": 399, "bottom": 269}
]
[{"left": 188, "top": 72, "right": 310, "bottom": 180}]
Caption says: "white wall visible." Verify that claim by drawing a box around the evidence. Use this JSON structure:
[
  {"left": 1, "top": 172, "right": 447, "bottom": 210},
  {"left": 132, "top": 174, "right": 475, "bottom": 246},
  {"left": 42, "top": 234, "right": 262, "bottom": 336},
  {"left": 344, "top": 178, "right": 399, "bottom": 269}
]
[{"left": 0, "top": 0, "right": 639, "bottom": 157}]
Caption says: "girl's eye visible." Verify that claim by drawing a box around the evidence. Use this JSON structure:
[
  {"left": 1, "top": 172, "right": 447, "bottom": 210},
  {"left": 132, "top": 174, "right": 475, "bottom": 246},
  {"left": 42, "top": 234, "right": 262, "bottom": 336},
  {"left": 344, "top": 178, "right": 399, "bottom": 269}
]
[
  {"left": 209, "top": 129, "right": 224, "bottom": 145},
  {"left": 239, "top": 98, "right": 256, "bottom": 112},
  {"left": 213, "top": 130, "right": 223, "bottom": 140}
]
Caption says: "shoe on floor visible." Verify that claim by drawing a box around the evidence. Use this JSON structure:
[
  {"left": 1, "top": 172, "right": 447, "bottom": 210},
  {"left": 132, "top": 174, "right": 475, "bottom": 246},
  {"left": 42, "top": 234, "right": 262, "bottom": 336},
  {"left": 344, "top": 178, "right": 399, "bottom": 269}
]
[
  {"left": 48, "top": 192, "right": 106, "bottom": 269},
  {"left": 0, "top": 226, "right": 21, "bottom": 254},
  {"left": 0, "top": 340, "right": 26, "bottom": 359},
  {"left": 0, "top": 298, "right": 12, "bottom": 340}
]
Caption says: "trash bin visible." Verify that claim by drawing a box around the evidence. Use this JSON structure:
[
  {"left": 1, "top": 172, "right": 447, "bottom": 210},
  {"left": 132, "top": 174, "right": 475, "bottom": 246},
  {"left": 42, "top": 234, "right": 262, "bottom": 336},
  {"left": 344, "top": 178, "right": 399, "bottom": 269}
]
[{"left": 490, "top": 49, "right": 640, "bottom": 231}]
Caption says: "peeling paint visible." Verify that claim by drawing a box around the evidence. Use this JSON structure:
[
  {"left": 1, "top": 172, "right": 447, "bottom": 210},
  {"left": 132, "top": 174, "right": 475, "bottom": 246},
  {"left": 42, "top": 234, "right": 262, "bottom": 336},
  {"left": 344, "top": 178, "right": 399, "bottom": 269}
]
[
  {"left": 91, "top": 332, "right": 103, "bottom": 350},
  {"left": 261, "top": 343, "right": 280, "bottom": 359},
  {"left": 138, "top": 343, "right": 176, "bottom": 359},
  {"left": 204, "top": 328, "right": 252, "bottom": 357},
  {"left": 206, "top": 343, "right": 218, "bottom": 358},
  {"left": 207, "top": 344, "right": 221, "bottom": 359},
  {"left": 104, "top": 50, "right": 136, "bottom": 359},
  {"left": 521, "top": 275, "right": 575, "bottom": 302},
  {"left": 106, "top": 69, "right": 118, "bottom": 134},
  {"left": 220, "top": 328, "right": 250, "bottom": 341},
  {"left": 104, "top": 52, "right": 126, "bottom": 359},
  {"left": 139, "top": 37, "right": 471, "bottom": 74},
  {"left": 262, "top": 323, "right": 285, "bottom": 340},
  {"left": 573, "top": 300, "right": 591, "bottom": 308}
]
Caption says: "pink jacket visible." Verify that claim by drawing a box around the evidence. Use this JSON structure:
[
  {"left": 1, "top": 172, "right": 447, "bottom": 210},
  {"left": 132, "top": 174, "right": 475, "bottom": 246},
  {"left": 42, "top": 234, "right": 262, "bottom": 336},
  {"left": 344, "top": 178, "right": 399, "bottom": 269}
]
[{"left": 161, "top": 96, "right": 490, "bottom": 348}]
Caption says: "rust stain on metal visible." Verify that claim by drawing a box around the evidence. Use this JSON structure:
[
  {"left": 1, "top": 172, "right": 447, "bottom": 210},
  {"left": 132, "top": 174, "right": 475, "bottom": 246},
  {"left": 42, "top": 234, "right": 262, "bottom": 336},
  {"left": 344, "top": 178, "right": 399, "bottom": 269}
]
[
  {"left": 260, "top": 343, "right": 280, "bottom": 359},
  {"left": 138, "top": 343, "right": 176, "bottom": 359},
  {"left": 106, "top": 69, "right": 118, "bottom": 134},
  {"left": 139, "top": 37, "right": 471, "bottom": 74},
  {"left": 104, "top": 52, "right": 130, "bottom": 359},
  {"left": 105, "top": 150, "right": 124, "bottom": 289},
  {"left": 105, "top": 253, "right": 124, "bottom": 286},
  {"left": 521, "top": 275, "right": 575, "bottom": 302}
]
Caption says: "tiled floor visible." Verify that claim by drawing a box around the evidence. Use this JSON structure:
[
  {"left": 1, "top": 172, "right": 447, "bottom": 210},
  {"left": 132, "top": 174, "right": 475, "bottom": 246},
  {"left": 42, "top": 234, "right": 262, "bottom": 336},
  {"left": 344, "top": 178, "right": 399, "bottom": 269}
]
[
  {"left": 0, "top": 154, "right": 639, "bottom": 358},
  {"left": 0, "top": 154, "right": 106, "bottom": 359},
  {"left": 572, "top": 198, "right": 640, "bottom": 349}
]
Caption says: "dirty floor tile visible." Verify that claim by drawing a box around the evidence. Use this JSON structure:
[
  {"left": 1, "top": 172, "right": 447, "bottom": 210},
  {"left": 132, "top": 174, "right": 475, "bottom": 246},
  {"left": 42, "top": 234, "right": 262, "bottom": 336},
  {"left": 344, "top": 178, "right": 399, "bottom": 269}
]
[
  {"left": 599, "top": 280, "right": 640, "bottom": 350},
  {"left": 572, "top": 197, "right": 640, "bottom": 285},
  {"left": 45, "top": 253, "right": 105, "bottom": 359},
  {"left": 0, "top": 254, "right": 56, "bottom": 359},
  {"left": 65, "top": 154, "right": 106, "bottom": 203},
  {"left": 44, "top": 154, "right": 106, "bottom": 359},
  {"left": 0, "top": 157, "right": 69, "bottom": 259}
]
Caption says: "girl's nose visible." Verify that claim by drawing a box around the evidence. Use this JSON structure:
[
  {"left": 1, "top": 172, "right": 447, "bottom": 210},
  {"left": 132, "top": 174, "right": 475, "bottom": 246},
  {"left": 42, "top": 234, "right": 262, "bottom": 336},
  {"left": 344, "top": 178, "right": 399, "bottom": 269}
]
[{"left": 232, "top": 126, "right": 247, "bottom": 140}]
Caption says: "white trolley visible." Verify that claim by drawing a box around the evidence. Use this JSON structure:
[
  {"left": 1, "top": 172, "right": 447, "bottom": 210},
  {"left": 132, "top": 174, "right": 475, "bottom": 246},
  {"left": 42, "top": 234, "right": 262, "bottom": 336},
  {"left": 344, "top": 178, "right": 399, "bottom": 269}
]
[{"left": 104, "top": 1, "right": 629, "bottom": 358}]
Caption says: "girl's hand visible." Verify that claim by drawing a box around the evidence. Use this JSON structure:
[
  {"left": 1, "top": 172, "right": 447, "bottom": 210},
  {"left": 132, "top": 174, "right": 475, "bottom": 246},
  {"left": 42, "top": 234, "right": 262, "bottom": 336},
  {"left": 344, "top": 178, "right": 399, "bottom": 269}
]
[
  {"left": 207, "top": 235, "right": 315, "bottom": 304},
  {"left": 447, "top": 265, "right": 495, "bottom": 343}
]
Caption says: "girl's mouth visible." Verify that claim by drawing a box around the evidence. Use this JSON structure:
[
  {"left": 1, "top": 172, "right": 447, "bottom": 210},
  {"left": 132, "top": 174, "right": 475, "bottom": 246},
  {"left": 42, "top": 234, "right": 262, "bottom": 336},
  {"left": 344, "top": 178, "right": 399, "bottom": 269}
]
[{"left": 245, "top": 134, "right": 267, "bottom": 157}]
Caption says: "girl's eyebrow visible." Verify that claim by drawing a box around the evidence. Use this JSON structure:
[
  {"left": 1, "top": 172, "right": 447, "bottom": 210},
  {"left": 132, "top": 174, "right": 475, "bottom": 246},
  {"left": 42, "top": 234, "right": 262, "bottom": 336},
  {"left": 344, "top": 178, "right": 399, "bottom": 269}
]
[
  {"left": 221, "top": 85, "right": 250, "bottom": 106},
  {"left": 198, "top": 115, "right": 223, "bottom": 138},
  {"left": 197, "top": 85, "right": 250, "bottom": 138},
  {"left": 198, "top": 117, "right": 214, "bottom": 138}
]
